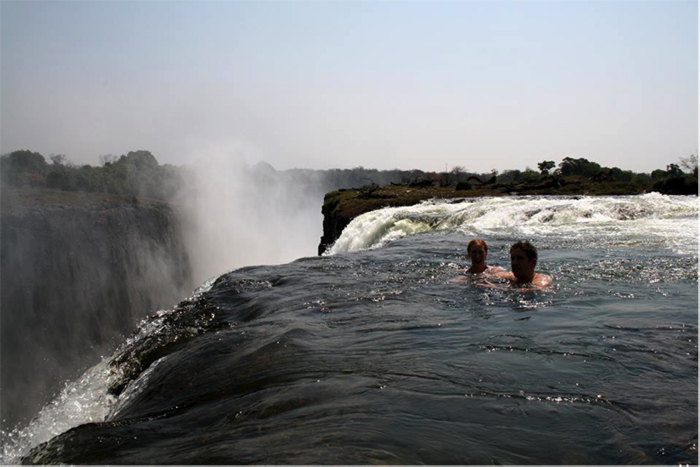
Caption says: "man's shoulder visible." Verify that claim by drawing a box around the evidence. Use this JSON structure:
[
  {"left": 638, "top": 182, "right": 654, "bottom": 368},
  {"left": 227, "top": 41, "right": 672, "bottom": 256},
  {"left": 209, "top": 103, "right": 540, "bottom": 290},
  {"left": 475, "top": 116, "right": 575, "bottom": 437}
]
[{"left": 534, "top": 273, "right": 553, "bottom": 287}]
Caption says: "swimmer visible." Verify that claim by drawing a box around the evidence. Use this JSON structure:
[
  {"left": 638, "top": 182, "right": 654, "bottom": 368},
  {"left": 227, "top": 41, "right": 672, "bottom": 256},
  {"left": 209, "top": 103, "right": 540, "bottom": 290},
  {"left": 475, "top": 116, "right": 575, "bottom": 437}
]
[
  {"left": 449, "top": 238, "right": 505, "bottom": 283},
  {"left": 464, "top": 238, "right": 505, "bottom": 274},
  {"left": 479, "top": 240, "right": 552, "bottom": 290}
]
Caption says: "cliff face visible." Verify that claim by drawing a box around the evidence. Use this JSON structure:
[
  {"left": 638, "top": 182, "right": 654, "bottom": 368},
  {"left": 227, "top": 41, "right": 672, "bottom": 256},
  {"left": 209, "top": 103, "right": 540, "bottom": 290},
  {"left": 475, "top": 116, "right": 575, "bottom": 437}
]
[
  {"left": 1, "top": 188, "right": 193, "bottom": 429},
  {"left": 317, "top": 191, "right": 352, "bottom": 256}
]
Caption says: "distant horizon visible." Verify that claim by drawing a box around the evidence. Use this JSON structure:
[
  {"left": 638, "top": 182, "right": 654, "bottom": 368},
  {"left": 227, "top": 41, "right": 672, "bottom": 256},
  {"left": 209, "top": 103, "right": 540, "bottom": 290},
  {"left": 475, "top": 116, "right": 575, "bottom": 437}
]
[
  {"left": 2, "top": 146, "right": 695, "bottom": 176},
  {"left": 1, "top": 1, "right": 697, "bottom": 174},
  {"left": 2, "top": 143, "right": 697, "bottom": 175}
]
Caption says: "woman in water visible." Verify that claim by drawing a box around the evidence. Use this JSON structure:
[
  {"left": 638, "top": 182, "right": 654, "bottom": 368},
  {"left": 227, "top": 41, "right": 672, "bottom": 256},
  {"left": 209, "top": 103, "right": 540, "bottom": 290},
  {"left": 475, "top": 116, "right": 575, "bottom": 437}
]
[
  {"left": 450, "top": 238, "right": 505, "bottom": 283},
  {"left": 464, "top": 238, "right": 505, "bottom": 274}
]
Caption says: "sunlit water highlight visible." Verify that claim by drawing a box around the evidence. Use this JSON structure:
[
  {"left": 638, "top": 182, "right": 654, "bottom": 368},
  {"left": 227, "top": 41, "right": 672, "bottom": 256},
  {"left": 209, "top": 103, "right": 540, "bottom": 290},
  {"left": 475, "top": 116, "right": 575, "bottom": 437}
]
[{"left": 3, "top": 194, "right": 697, "bottom": 464}]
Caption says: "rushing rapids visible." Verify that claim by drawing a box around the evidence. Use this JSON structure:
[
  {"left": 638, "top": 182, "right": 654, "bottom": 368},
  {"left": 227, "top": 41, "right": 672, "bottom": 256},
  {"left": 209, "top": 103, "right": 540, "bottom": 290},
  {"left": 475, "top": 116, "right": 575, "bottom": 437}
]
[
  {"left": 326, "top": 193, "right": 698, "bottom": 255},
  {"left": 2, "top": 194, "right": 697, "bottom": 464}
]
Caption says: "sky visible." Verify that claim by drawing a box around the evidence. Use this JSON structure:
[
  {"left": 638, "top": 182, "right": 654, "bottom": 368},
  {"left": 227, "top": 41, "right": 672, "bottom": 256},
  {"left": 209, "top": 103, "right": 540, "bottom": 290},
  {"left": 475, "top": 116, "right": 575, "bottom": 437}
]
[{"left": 1, "top": 0, "right": 697, "bottom": 174}]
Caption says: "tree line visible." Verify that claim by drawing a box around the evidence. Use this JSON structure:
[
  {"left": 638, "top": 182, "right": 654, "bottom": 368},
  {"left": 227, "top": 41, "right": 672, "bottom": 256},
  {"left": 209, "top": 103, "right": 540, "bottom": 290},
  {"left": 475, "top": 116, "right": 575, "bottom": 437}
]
[
  {"left": 0, "top": 150, "right": 186, "bottom": 200},
  {"left": 1, "top": 149, "right": 697, "bottom": 199}
]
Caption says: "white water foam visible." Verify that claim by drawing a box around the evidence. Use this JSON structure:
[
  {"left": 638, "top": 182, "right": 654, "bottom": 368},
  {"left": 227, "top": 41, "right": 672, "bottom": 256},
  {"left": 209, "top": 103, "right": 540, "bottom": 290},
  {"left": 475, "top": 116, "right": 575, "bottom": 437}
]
[
  {"left": 1, "top": 359, "right": 120, "bottom": 464},
  {"left": 325, "top": 194, "right": 698, "bottom": 255},
  {"left": 0, "top": 273, "right": 227, "bottom": 465}
]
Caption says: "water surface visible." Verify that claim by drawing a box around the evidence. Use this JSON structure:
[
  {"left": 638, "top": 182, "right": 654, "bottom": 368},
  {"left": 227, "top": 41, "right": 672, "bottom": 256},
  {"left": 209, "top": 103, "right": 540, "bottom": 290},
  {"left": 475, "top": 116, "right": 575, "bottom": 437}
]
[{"left": 6, "top": 195, "right": 697, "bottom": 464}]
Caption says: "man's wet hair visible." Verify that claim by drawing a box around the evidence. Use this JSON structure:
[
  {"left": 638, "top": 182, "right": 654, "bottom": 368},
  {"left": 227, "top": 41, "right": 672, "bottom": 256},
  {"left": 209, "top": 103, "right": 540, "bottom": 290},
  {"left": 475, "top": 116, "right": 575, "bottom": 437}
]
[
  {"left": 467, "top": 238, "right": 488, "bottom": 254},
  {"left": 510, "top": 240, "right": 537, "bottom": 261}
]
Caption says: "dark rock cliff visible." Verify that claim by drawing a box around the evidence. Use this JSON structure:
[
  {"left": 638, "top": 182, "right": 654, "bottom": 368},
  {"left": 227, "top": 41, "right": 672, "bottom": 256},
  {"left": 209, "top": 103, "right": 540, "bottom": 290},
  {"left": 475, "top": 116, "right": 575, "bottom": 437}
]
[
  {"left": 318, "top": 191, "right": 352, "bottom": 256},
  {"left": 1, "top": 188, "right": 194, "bottom": 429},
  {"left": 318, "top": 184, "right": 477, "bottom": 255}
]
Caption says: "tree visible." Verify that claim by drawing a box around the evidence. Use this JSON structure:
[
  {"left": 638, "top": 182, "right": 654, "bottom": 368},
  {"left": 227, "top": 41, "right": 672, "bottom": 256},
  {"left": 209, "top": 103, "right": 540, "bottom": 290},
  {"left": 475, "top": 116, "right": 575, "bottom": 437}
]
[
  {"left": 49, "top": 154, "right": 67, "bottom": 166},
  {"left": 521, "top": 167, "right": 540, "bottom": 183},
  {"left": 666, "top": 163, "right": 683, "bottom": 178},
  {"left": 537, "top": 160, "right": 556, "bottom": 175},
  {"left": 2, "top": 150, "right": 48, "bottom": 174},
  {"left": 558, "top": 157, "right": 603, "bottom": 177},
  {"left": 99, "top": 154, "right": 118, "bottom": 166},
  {"left": 609, "top": 167, "right": 633, "bottom": 182},
  {"left": 679, "top": 154, "right": 698, "bottom": 176},
  {"left": 119, "top": 150, "right": 159, "bottom": 170},
  {"left": 651, "top": 169, "right": 667, "bottom": 180},
  {"left": 46, "top": 167, "right": 75, "bottom": 190},
  {"left": 0, "top": 150, "right": 48, "bottom": 186}
]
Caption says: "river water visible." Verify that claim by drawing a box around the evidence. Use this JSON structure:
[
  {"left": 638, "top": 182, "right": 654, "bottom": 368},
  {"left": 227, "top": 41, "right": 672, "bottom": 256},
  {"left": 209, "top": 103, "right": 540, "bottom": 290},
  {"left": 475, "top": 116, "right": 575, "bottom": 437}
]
[{"left": 3, "top": 194, "right": 697, "bottom": 464}]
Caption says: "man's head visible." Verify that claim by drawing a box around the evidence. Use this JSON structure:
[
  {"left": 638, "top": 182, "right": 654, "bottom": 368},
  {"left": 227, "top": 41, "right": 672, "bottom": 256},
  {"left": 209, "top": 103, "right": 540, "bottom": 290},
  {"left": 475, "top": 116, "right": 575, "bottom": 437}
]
[
  {"left": 509, "top": 240, "right": 537, "bottom": 282},
  {"left": 467, "top": 238, "right": 488, "bottom": 265}
]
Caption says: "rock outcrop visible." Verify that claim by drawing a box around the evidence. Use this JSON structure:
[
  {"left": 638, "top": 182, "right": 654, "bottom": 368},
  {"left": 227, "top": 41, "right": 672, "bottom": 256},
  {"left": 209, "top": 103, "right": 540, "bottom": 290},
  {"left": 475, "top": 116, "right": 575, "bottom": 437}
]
[
  {"left": 318, "top": 185, "right": 469, "bottom": 255},
  {"left": 1, "top": 187, "right": 194, "bottom": 429}
]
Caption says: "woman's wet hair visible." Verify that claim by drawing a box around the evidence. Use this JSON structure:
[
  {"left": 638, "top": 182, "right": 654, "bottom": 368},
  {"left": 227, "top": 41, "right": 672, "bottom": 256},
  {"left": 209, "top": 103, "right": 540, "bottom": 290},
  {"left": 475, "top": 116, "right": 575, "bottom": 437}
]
[
  {"left": 510, "top": 240, "right": 537, "bottom": 261},
  {"left": 467, "top": 238, "right": 488, "bottom": 254}
]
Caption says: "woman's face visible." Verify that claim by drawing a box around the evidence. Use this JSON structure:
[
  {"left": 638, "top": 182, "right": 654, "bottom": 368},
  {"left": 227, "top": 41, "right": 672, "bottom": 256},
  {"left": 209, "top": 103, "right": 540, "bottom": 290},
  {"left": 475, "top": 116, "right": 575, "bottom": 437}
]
[{"left": 468, "top": 244, "right": 487, "bottom": 265}]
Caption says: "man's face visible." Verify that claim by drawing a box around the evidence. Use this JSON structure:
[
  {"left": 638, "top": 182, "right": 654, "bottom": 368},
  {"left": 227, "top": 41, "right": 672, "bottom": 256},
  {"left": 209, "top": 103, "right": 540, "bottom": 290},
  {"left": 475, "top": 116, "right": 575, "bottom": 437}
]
[
  {"left": 469, "top": 244, "right": 486, "bottom": 265},
  {"left": 510, "top": 248, "right": 536, "bottom": 279}
]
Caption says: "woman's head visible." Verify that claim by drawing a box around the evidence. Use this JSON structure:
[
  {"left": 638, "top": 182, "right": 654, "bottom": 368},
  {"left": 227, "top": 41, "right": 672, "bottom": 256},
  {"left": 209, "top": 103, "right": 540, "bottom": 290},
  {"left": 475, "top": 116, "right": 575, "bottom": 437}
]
[{"left": 467, "top": 238, "right": 488, "bottom": 265}]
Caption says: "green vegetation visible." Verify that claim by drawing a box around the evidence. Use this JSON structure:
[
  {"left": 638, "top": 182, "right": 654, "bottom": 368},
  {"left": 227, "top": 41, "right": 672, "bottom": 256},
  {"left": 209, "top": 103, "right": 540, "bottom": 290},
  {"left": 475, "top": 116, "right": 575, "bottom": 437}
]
[
  {"left": 1, "top": 150, "right": 697, "bottom": 201},
  {"left": 1, "top": 150, "right": 185, "bottom": 201},
  {"left": 537, "top": 160, "right": 556, "bottom": 175}
]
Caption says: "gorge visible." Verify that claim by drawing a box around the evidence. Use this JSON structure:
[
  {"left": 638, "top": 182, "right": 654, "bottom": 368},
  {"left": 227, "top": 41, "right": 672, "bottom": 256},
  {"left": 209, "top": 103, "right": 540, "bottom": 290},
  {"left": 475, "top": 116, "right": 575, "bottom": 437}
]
[{"left": 1, "top": 187, "right": 193, "bottom": 429}]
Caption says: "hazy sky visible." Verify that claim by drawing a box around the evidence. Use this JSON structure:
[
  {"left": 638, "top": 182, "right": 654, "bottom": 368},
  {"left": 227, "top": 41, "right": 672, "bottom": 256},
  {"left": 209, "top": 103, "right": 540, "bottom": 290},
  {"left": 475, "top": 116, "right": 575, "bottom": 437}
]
[{"left": 1, "top": 0, "right": 697, "bottom": 173}]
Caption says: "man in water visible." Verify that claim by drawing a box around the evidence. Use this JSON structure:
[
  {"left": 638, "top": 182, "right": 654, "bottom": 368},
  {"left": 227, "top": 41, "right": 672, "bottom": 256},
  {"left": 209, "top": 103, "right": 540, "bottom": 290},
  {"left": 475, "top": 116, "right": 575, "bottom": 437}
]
[
  {"left": 481, "top": 240, "right": 552, "bottom": 290},
  {"left": 449, "top": 238, "right": 504, "bottom": 283}
]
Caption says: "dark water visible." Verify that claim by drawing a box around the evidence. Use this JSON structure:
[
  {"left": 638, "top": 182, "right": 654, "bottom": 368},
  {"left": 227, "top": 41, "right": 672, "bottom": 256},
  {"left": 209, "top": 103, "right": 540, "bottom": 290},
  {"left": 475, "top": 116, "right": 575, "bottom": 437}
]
[
  {"left": 15, "top": 228, "right": 697, "bottom": 464},
  {"left": 2, "top": 194, "right": 696, "bottom": 464}
]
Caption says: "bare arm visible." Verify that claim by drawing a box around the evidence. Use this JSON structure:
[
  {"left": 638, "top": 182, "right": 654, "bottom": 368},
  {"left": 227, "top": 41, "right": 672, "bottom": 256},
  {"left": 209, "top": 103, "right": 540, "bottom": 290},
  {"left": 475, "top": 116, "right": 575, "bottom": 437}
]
[
  {"left": 475, "top": 280, "right": 510, "bottom": 290},
  {"left": 448, "top": 275, "right": 469, "bottom": 284},
  {"left": 475, "top": 272, "right": 513, "bottom": 290},
  {"left": 511, "top": 274, "right": 553, "bottom": 291},
  {"left": 476, "top": 273, "right": 553, "bottom": 291}
]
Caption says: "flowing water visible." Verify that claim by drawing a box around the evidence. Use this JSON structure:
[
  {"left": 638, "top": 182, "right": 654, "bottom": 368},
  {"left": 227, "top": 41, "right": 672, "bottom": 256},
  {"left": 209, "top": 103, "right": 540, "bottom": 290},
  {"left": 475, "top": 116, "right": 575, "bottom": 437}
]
[{"left": 2, "top": 194, "right": 697, "bottom": 464}]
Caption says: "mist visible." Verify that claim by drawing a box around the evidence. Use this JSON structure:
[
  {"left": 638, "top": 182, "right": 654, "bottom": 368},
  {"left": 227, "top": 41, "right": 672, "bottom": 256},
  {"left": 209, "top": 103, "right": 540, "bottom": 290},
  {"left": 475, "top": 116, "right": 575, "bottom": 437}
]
[
  {"left": 174, "top": 152, "right": 327, "bottom": 285},
  {"left": 0, "top": 188, "right": 193, "bottom": 430},
  {"left": 0, "top": 147, "right": 331, "bottom": 436}
]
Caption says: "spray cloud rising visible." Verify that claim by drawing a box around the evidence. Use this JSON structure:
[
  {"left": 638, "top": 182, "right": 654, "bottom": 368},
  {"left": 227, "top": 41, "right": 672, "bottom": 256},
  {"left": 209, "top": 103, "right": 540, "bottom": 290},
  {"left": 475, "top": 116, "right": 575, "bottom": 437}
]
[{"left": 174, "top": 147, "right": 326, "bottom": 285}]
